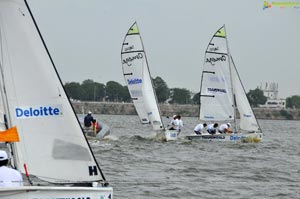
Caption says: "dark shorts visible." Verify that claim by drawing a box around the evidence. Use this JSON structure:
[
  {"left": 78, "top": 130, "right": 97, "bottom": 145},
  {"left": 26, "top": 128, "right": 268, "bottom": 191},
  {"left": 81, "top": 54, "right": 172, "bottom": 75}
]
[
  {"left": 207, "top": 129, "right": 216, "bottom": 134},
  {"left": 194, "top": 130, "right": 201, "bottom": 135}
]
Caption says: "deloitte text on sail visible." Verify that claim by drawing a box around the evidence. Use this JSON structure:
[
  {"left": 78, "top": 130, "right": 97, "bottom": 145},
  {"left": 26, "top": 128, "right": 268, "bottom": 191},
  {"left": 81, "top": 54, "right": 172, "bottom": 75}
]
[{"left": 15, "top": 106, "right": 62, "bottom": 118}]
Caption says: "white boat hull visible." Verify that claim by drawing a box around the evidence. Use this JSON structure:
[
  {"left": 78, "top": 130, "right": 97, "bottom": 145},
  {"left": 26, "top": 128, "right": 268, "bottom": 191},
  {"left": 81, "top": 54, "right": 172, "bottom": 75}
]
[
  {"left": 165, "top": 130, "right": 178, "bottom": 141},
  {"left": 0, "top": 186, "right": 113, "bottom": 199},
  {"left": 186, "top": 132, "right": 263, "bottom": 143}
]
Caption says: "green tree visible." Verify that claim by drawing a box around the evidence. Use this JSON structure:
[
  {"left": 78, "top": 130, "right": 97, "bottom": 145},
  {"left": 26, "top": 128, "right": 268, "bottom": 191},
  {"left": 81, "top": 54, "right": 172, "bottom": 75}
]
[
  {"left": 169, "top": 88, "right": 191, "bottom": 104},
  {"left": 121, "top": 86, "right": 131, "bottom": 102},
  {"left": 94, "top": 82, "right": 106, "bottom": 101},
  {"left": 64, "top": 82, "right": 82, "bottom": 100},
  {"left": 80, "top": 79, "right": 96, "bottom": 101},
  {"left": 286, "top": 95, "right": 300, "bottom": 109},
  {"left": 246, "top": 88, "right": 267, "bottom": 107},
  {"left": 106, "top": 81, "right": 124, "bottom": 102},
  {"left": 192, "top": 92, "right": 200, "bottom": 104},
  {"left": 152, "top": 76, "right": 170, "bottom": 103}
]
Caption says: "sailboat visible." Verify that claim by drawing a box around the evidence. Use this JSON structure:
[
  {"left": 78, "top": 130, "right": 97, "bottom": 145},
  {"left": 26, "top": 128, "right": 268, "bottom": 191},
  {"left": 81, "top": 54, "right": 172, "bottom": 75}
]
[
  {"left": 186, "top": 25, "right": 263, "bottom": 142},
  {"left": 0, "top": 0, "right": 113, "bottom": 198},
  {"left": 121, "top": 22, "right": 177, "bottom": 141}
]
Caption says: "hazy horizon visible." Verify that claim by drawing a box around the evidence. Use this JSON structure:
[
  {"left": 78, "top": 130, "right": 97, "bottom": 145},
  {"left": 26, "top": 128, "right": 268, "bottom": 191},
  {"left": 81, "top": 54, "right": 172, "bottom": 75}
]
[{"left": 28, "top": 0, "right": 300, "bottom": 98}]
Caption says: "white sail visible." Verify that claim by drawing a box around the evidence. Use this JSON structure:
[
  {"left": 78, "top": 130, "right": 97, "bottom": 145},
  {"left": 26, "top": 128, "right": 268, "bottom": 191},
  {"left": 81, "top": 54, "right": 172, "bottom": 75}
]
[
  {"left": 0, "top": 0, "right": 105, "bottom": 184},
  {"left": 199, "top": 26, "right": 235, "bottom": 122},
  {"left": 231, "top": 57, "right": 260, "bottom": 132},
  {"left": 200, "top": 25, "right": 261, "bottom": 133},
  {"left": 121, "top": 22, "right": 164, "bottom": 131}
]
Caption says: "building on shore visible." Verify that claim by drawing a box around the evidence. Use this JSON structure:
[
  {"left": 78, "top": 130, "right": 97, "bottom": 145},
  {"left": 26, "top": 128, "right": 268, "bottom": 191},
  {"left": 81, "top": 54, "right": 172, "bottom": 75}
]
[{"left": 258, "top": 82, "right": 286, "bottom": 109}]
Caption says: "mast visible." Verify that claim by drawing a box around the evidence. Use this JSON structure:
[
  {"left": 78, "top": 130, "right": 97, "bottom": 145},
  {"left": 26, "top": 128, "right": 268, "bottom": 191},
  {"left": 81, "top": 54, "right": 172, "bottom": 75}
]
[
  {"left": 223, "top": 25, "right": 238, "bottom": 132},
  {"left": 0, "top": 29, "right": 17, "bottom": 169}
]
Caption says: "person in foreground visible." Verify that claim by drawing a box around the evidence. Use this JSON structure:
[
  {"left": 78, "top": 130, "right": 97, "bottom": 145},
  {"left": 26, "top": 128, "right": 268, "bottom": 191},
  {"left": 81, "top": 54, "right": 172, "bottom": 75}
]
[
  {"left": 218, "top": 123, "right": 232, "bottom": 134},
  {"left": 0, "top": 150, "right": 23, "bottom": 187},
  {"left": 84, "top": 111, "right": 94, "bottom": 128},
  {"left": 194, "top": 123, "right": 207, "bottom": 135},
  {"left": 207, "top": 123, "right": 218, "bottom": 134}
]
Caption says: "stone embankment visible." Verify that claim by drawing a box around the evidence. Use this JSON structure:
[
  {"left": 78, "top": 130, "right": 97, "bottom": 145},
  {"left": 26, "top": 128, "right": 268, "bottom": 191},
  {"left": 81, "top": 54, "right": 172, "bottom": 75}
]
[{"left": 71, "top": 101, "right": 300, "bottom": 120}]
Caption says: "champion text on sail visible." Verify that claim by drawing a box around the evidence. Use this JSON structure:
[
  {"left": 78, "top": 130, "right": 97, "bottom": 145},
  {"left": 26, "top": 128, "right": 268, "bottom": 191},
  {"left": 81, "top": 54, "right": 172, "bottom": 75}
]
[
  {"left": 205, "top": 55, "right": 226, "bottom": 65},
  {"left": 122, "top": 52, "right": 143, "bottom": 66}
]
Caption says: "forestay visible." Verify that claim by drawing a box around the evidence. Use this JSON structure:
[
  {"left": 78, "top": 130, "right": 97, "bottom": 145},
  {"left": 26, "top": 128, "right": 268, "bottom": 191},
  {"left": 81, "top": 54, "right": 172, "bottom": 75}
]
[
  {"left": 0, "top": 0, "right": 105, "bottom": 184},
  {"left": 121, "top": 22, "right": 164, "bottom": 131}
]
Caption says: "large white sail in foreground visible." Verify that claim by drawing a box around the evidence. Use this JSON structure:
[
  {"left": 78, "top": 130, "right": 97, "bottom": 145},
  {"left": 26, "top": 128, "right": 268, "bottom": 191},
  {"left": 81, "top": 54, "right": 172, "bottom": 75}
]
[{"left": 0, "top": 0, "right": 105, "bottom": 183}]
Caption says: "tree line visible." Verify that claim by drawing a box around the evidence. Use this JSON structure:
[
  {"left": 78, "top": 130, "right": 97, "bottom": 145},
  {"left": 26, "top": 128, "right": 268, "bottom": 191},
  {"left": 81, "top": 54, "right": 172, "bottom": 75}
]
[{"left": 64, "top": 77, "right": 300, "bottom": 108}]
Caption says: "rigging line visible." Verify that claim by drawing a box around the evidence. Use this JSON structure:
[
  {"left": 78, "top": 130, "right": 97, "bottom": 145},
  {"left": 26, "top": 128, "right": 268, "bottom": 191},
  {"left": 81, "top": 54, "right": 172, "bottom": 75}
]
[{"left": 121, "top": 50, "right": 144, "bottom": 54}]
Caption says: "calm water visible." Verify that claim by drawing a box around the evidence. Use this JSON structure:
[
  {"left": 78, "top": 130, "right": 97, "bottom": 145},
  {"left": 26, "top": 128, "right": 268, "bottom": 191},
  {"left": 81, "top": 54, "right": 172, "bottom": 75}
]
[{"left": 90, "top": 114, "right": 300, "bottom": 199}]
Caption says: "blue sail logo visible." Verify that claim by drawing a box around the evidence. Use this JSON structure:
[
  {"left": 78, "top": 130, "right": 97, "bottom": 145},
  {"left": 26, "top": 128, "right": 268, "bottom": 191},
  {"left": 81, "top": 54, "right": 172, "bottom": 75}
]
[{"left": 15, "top": 105, "right": 63, "bottom": 119}]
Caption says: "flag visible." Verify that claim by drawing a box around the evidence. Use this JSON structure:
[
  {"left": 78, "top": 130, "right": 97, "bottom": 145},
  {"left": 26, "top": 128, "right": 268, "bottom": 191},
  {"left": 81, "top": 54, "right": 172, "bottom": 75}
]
[{"left": 0, "top": 126, "right": 20, "bottom": 142}]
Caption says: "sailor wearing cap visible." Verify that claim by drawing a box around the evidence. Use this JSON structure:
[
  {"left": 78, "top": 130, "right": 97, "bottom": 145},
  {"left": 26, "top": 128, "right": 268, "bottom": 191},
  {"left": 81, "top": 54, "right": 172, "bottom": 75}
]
[
  {"left": 0, "top": 150, "right": 23, "bottom": 187},
  {"left": 84, "top": 111, "right": 94, "bottom": 128}
]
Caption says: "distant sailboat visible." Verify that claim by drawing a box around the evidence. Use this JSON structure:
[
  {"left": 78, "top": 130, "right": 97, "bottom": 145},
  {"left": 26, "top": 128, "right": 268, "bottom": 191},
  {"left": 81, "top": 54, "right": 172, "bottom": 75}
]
[
  {"left": 121, "top": 22, "right": 178, "bottom": 141},
  {"left": 0, "top": 0, "right": 112, "bottom": 198},
  {"left": 186, "top": 25, "right": 263, "bottom": 142}
]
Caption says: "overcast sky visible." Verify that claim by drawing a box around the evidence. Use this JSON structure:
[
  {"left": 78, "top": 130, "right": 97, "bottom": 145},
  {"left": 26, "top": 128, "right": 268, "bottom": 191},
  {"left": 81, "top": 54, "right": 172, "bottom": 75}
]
[{"left": 28, "top": 0, "right": 300, "bottom": 98}]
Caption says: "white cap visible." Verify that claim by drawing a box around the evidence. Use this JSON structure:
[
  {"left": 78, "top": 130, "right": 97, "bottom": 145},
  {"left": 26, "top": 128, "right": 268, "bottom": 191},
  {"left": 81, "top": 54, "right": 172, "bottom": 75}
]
[
  {"left": 0, "top": 150, "right": 8, "bottom": 161},
  {"left": 88, "top": 111, "right": 92, "bottom": 114},
  {"left": 227, "top": 123, "right": 231, "bottom": 127},
  {"left": 172, "top": 115, "right": 177, "bottom": 119}
]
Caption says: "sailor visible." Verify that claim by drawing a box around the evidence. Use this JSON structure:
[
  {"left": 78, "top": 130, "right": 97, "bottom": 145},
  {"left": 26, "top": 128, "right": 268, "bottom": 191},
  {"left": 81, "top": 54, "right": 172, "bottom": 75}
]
[
  {"left": 207, "top": 123, "right": 218, "bottom": 134},
  {"left": 218, "top": 123, "right": 232, "bottom": 134},
  {"left": 0, "top": 150, "right": 23, "bottom": 187},
  {"left": 194, "top": 123, "right": 207, "bottom": 135},
  {"left": 168, "top": 115, "right": 178, "bottom": 130},
  {"left": 176, "top": 115, "right": 184, "bottom": 133},
  {"left": 84, "top": 111, "right": 94, "bottom": 128}
]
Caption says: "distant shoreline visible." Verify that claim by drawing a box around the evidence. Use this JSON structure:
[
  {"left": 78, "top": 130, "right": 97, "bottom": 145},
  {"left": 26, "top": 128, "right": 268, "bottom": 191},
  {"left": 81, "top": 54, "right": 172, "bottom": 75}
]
[{"left": 71, "top": 101, "right": 300, "bottom": 120}]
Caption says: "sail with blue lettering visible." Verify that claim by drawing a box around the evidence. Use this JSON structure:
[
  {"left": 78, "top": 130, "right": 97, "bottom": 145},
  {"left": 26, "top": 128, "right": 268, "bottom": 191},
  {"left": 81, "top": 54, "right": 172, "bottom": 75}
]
[
  {"left": 199, "top": 26, "right": 235, "bottom": 122},
  {"left": 0, "top": 0, "right": 106, "bottom": 184},
  {"left": 121, "top": 22, "right": 164, "bottom": 131},
  {"left": 199, "top": 25, "right": 261, "bottom": 133}
]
